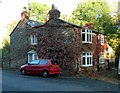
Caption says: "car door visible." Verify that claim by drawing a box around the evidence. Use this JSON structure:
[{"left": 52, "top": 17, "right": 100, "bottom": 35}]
[
  {"left": 26, "top": 60, "right": 39, "bottom": 74},
  {"left": 36, "top": 59, "right": 48, "bottom": 74}
]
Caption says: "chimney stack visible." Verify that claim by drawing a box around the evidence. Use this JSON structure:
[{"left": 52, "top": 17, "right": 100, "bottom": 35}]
[
  {"left": 84, "top": 22, "right": 94, "bottom": 30},
  {"left": 21, "top": 7, "right": 29, "bottom": 21},
  {"left": 48, "top": 4, "right": 61, "bottom": 19}
]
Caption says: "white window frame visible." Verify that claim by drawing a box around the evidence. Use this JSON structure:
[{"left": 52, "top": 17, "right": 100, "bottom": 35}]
[
  {"left": 31, "top": 35, "right": 37, "bottom": 45},
  {"left": 82, "top": 29, "right": 92, "bottom": 43},
  {"left": 100, "top": 34, "right": 104, "bottom": 45},
  {"left": 81, "top": 52, "right": 93, "bottom": 67},
  {"left": 99, "top": 52, "right": 104, "bottom": 64},
  {"left": 28, "top": 50, "right": 38, "bottom": 62}
]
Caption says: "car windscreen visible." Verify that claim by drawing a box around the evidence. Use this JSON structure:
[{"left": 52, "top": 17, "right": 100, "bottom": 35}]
[{"left": 28, "top": 60, "right": 39, "bottom": 65}]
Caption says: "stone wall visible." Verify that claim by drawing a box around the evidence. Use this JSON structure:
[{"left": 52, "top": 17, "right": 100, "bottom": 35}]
[
  {"left": 10, "top": 21, "right": 32, "bottom": 68},
  {"left": 30, "top": 19, "right": 80, "bottom": 70}
]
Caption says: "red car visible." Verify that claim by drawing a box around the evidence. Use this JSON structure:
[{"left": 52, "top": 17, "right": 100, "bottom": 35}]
[{"left": 20, "top": 59, "right": 61, "bottom": 77}]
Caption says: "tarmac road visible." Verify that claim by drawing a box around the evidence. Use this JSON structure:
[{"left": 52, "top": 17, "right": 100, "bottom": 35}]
[{"left": 1, "top": 70, "right": 119, "bottom": 92}]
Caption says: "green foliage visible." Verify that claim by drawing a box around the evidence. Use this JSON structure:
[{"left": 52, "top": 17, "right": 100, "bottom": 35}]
[
  {"left": 68, "top": 0, "right": 119, "bottom": 59},
  {"left": 2, "top": 39, "right": 10, "bottom": 56},
  {"left": 2, "top": 2, "right": 49, "bottom": 57},
  {"left": 2, "top": 20, "right": 18, "bottom": 57},
  {"left": 29, "top": 2, "right": 50, "bottom": 22},
  {"left": 70, "top": 1, "right": 117, "bottom": 34},
  {"left": 109, "top": 33, "right": 120, "bottom": 50}
]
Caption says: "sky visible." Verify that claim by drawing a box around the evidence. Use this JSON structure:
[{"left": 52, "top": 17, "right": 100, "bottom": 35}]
[
  {"left": 0, "top": 0, "right": 119, "bottom": 46},
  {"left": 0, "top": 0, "right": 80, "bottom": 45}
]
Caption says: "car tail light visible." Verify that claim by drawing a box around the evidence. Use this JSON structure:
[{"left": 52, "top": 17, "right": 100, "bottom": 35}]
[{"left": 50, "top": 64, "right": 59, "bottom": 69}]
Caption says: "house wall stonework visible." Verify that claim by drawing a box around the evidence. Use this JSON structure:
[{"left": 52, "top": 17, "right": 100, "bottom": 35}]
[
  {"left": 10, "top": 6, "right": 110, "bottom": 74},
  {"left": 10, "top": 21, "right": 32, "bottom": 68},
  {"left": 10, "top": 19, "right": 108, "bottom": 74},
  {"left": 31, "top": 20, "right": 80, "bottom": 70}
]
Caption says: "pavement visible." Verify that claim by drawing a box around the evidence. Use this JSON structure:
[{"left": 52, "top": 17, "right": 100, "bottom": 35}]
[{"left": 60, "top": 68, "right": 119, "bottom": 85}]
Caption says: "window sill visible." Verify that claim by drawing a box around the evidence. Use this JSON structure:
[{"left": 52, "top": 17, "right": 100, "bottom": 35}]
[
  {"left": 99, "top": 62, "right": 104, "bottom": 64},
  {"left": 31, "top": 43, "right": 37, "bottom": 45},
  {"left": 81, "top": 65, "right": 93, "bottom": 67},
  {"left": 82, "top": 42, "right": 92, "bottom": 44},
  {"left": 100, "top": 43, "right": 104, "bottom": 45}
]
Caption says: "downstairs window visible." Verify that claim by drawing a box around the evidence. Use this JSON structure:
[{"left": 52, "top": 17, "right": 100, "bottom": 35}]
[{"left": 81, "top": 52, "right": 93, "bottom": 67}]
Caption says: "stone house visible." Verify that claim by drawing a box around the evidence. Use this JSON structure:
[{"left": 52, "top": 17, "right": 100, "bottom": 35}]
[
  {"left": 10, "top": 5, "right": 110, "bottom": 73},
  {"left": 10, "top": 8, "right": 43, "bottom": 68}
]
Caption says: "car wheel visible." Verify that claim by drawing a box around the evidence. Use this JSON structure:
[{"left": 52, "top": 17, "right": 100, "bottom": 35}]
[
  {"left": 42, "top": 71, "right": 49, "bottom": 78},
  {"left": 54, "top": 74, "right": 59, "bottom": 76},
  {"left": 21, "top": 69, "right": 26, "bottom": 75}
]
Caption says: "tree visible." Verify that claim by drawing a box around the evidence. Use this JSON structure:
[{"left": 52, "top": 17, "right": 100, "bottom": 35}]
[
  {"left": 1, "top": 20, "right": 18, "bottom": 68},
  {"left": 1, "top": 2, "right": 49, "bottom": 68},
  {"left": 2, "top": 2, "right": 50, "bottom": 56},
  {"left": 29, "top": 2, "right": 50, "bottom": 22},
  {"left": 68, "top": 0, "right": 118, "bottom": 71},
  {"left": 69, "top": 1, "right": 117, "bottom": 35}
]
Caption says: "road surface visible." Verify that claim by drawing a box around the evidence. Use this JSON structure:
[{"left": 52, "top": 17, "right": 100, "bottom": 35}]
[{"left": 2, "top": 70, "right": 119, "bottom": 92}]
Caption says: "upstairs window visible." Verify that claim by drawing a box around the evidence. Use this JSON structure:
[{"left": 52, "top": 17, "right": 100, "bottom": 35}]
[
  {"left": 81, "top": 52, "right": 93, "bottom": 67},
  {"left": 82, "top": 29, "right": 92, "bottom": 43},
  {"left": 100, "top": 34, "right": 104, "bottom": 45},
  {"left": 31, "top": 35, "right": 37, "bottom": 45}
]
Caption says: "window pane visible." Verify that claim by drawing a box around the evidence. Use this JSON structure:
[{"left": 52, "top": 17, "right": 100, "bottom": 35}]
[
  {"left": 88, "top": 34, "right": 92, "bottom": 42},
  {"left": 89, "top": 29, "right": 91, "bottom": 33},
  {"left": 82, "top": 29, "right": 85, "bottom": 32},
  {"left": 40, "top": 60, "right": 48, "bottom": 65},
  {"left": 82, "top": 34, "right": 85, "bottom": 41},
  {"left": 82, "top": 52, "right": 92, "bottom": 66},
  {"left": 29, "top": 60, "right": 39, "bottom": 65},
  {"left": 87, "top": 29, "right": 89, "bottom": 33},
  {"left": 31, "top": 35, "right": 33, "bottom": 43},
  {"left": 82, "top": 57, "right": 85, "bottom": 65},
  {"left": 90, "top": 57, "right": 92, "bottom": 64},
  {"left": 83, "top": 53, "right": 85, "bottom": 55},
  {"left": 99, "top": 52, "right": 104, "bottom": 63},
  {"left": 87, "top": 34, "right": 89, "bottom": 41},
  {"left": 33, "top": 35, "right": 35, "bottom": 43},
  {"left": 34, "top": 54, "right": 38, "bottom": 60},
  {"left": 28, "top": 54, "right": 32, "bottom": 62},
  {"left": 89, "top": 34, "right": 91, "bottom": 42},
  {"left": 87, "top": 57, "right": 89, "bottom": 64},
  {"left": 100, "top": 34, "right": 104, "bottom": 44},
  {"left": 31, "top": 35, "right": 37, "bottom": 44},
  {"left": 35, "top": 37, "right": 37, "bottom": 43}
]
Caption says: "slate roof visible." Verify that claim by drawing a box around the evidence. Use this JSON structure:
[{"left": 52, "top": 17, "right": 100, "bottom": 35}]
[
  {"left": 28, "top": 50, "right": 37, "bottom": 54},
  {"left": 26, "top": 20, "right": 43, "bottom": 27},
  {"left": 10, "top": 20, "right": 43, "bottom": 36}
]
